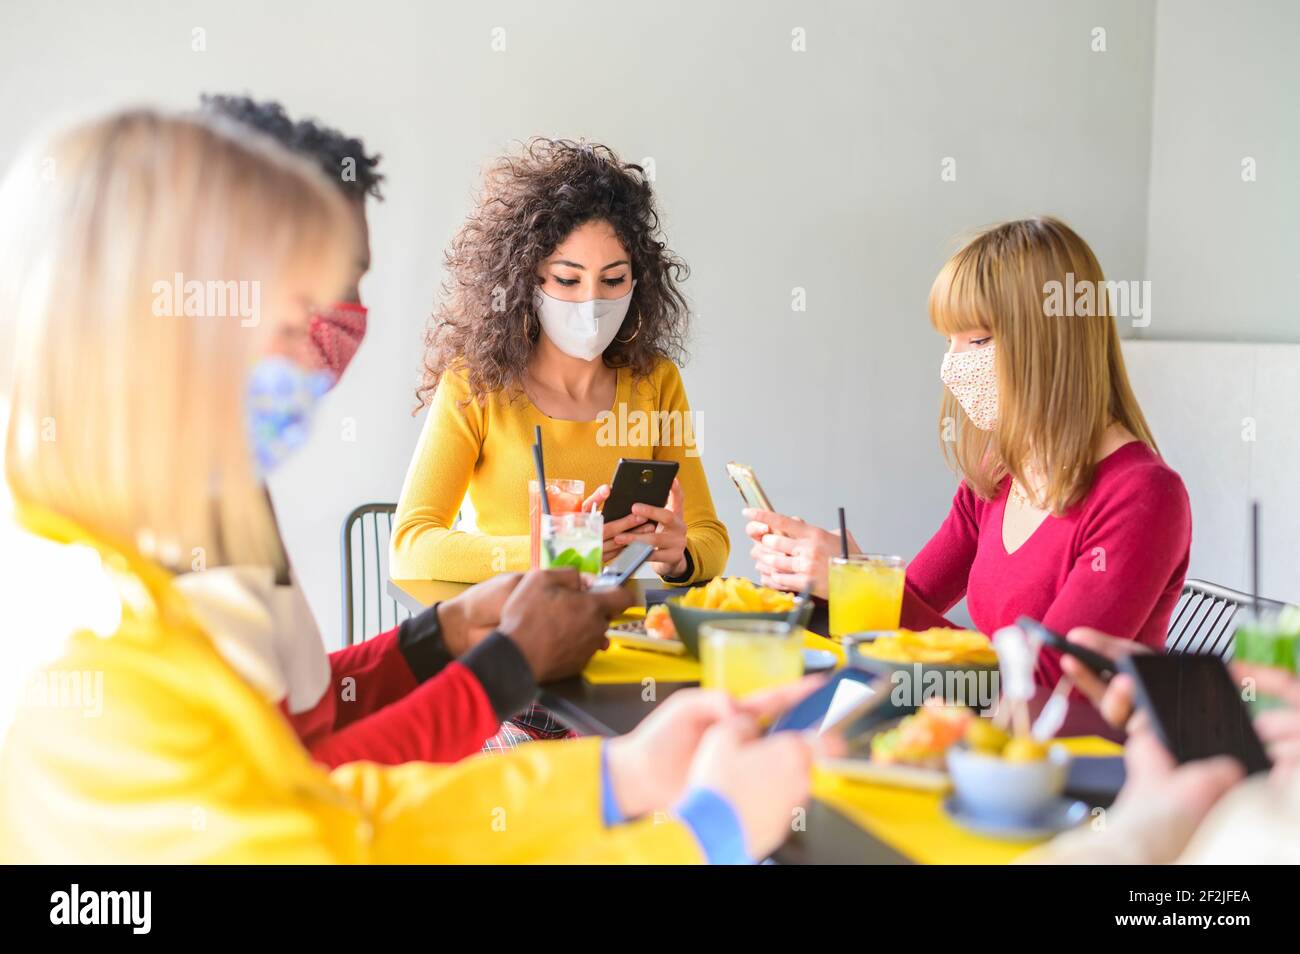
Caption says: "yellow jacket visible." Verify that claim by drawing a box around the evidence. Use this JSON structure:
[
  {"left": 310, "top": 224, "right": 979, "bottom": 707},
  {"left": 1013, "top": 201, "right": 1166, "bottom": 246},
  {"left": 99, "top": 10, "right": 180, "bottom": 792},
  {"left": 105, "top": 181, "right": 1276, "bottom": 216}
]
[
  {"left": 0, "top": 505, "right": 703, "bottom": 863},
  {"left": 391, "top": 358, "right": 729, "bottom": 584}
]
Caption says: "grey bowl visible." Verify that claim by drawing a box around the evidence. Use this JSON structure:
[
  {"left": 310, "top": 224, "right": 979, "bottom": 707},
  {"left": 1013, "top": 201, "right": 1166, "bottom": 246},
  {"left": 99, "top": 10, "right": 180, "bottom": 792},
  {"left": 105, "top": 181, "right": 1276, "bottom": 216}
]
[{"left": 845, "top": 631, "right": 999, "bottom": 707}]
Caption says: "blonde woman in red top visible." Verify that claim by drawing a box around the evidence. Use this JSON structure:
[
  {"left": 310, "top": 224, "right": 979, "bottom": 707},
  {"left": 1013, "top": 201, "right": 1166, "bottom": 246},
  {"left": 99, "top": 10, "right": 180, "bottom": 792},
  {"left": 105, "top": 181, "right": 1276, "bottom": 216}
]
[{"left": 746, "top": 217, "right": 1191, "bottom": 685}]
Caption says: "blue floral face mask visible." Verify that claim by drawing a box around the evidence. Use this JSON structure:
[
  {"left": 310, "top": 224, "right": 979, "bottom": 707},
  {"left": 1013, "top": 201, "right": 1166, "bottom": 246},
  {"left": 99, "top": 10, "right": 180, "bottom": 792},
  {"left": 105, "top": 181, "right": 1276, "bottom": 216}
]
[{"left": 246, "top": 356, "right": 336, "bottom": 474}]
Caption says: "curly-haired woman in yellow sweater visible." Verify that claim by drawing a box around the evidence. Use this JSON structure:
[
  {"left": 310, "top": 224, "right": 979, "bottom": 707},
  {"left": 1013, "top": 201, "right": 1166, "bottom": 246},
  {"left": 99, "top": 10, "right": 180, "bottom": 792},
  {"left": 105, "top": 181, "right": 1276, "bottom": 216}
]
[
  {"left": 393, "top": 140, "right": 729, "bottom": 748},
  {"left": 392, "top": 139, "right": 729, "bottom": 591}
]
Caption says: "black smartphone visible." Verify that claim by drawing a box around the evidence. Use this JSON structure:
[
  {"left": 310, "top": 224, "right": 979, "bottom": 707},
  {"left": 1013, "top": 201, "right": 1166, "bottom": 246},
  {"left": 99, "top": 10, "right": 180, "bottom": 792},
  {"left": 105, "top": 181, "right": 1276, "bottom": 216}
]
[
  {"left": 588, "top": 542, "right": 655, "bottom": 592},
  {"left": 1121, "top": 653, "right": 1272, "bottom": 775},
  {"left": 1016, "top": 616, "right": 1118, "bottom": 680},
  {"left": 601, "top": 458, "right": 679, "bottom": 524}
]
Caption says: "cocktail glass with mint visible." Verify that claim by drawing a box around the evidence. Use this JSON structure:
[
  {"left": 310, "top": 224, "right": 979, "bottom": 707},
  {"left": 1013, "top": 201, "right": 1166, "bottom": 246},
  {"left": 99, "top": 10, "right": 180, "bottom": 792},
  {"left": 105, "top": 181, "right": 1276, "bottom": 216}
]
[
  {"left": 1234, "top": 606, "right": 1300, "bottom": 714},
  {"left": 540, "top": 512, "right": 603, "bottom": 574}
]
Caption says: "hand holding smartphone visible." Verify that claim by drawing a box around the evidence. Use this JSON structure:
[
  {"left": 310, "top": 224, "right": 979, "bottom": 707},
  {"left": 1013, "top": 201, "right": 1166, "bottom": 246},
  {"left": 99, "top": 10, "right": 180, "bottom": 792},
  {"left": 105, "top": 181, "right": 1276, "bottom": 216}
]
[
  {"left": 601, "top": 459, "right": 679, "bottom": 524},
  {"left": 1121, "top": 653, "right": 1271, "bottom": 774},
  {"left": 587, "top": 542, "right": 655, "bottom": 593},
  {"left": 1016, "top": 616, "right": 1118, "bottom": 680},
  {"left": 727, "top": 461, "right": 773, "bottom": 512}
]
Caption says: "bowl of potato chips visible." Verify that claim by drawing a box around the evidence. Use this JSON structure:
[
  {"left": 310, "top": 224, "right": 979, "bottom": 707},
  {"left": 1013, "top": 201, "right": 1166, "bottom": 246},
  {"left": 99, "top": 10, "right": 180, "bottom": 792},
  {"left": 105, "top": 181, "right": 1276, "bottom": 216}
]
[
  {"left": 663, "top": 577, "right": 813, "bottom": 657},
  {"left": 846, "top": 627, "right": 999, "bottom": 685}
]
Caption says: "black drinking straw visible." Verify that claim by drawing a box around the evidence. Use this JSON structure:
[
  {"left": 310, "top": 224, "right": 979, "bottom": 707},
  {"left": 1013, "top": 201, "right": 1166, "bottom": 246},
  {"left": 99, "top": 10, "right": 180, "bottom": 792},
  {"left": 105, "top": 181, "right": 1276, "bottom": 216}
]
[
  {"left": 533, "top": 426, "right": 551, "bottom": 517},
  {"left": 1251, "top": 500, "right": 1260, "bottom": 616},
  {"left": 837, "top": 507, "right": 849, "bottom": 560}
]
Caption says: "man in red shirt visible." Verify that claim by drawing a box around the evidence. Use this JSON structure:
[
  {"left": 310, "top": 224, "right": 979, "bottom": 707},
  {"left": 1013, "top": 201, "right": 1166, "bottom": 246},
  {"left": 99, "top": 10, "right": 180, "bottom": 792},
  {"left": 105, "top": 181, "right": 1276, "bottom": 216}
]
[{"left": 192, "top": 95, "right": 624, "bottom": 766}]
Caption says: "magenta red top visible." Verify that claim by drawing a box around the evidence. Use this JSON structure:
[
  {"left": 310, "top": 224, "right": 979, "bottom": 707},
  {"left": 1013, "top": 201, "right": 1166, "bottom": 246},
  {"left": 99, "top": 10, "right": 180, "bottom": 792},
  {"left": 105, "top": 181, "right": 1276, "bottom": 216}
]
[{"left": 901, "top": 441, "right": 1192, "bottom": 685}]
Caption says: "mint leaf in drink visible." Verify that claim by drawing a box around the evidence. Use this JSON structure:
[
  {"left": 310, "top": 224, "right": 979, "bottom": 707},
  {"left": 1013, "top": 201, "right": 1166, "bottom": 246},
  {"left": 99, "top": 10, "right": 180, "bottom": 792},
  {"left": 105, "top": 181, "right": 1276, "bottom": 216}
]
[{"left": 546, "top": 547, "right": 581, "bottom": 569}]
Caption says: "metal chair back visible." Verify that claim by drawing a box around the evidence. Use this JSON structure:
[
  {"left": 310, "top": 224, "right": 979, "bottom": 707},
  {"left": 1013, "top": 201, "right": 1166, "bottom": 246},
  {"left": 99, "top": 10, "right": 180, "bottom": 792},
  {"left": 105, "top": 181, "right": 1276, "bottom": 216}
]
[
  {"left": 1165, "top": 578, "right": 1287, "bottom": 659},
  {"left": 341, "top": 503, "right": 409, "bottom": 646}
]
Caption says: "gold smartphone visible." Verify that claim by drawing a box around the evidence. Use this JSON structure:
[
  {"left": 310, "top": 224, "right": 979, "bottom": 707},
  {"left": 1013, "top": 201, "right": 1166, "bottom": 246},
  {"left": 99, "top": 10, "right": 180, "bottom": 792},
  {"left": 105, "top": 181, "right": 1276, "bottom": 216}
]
[{"left": 726, "top": 461, "right": 774, "bottom": 512}]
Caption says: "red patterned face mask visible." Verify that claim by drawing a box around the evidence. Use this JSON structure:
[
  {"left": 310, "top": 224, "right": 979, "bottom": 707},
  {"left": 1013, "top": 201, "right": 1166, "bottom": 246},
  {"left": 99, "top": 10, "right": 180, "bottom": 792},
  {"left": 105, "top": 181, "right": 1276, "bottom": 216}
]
[{"left": 307, "top": 302, "right": 368, "bottom": 380}]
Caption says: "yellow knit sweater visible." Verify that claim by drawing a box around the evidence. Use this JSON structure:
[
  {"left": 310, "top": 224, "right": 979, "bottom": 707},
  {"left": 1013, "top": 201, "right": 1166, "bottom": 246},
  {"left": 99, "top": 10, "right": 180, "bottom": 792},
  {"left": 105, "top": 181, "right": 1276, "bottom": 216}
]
[{"left": 391, "top": 358, "right": 728, "bottom": 584}]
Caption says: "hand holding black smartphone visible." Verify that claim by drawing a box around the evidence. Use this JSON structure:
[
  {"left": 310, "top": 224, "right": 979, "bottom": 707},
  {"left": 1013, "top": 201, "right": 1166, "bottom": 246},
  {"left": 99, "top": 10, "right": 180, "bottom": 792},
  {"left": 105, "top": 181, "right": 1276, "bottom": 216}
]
[
  {"left": 600, "top": 458, "right": 679, "bottom": 524},
  {"left": 1121, "top": 653, "right": 1272, "bottom": 775},
  {"left": 1016, "top": 615, "right": 1118, "bottom": 680}
]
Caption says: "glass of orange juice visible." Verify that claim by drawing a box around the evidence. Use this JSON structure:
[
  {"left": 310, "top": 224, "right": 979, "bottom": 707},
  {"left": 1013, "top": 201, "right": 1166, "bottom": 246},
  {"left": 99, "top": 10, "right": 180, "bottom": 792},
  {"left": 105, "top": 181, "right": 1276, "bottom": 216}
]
[
  {"left": 829, "top": 554, "right": 905, "bottom": 639},
  {"left": 528, "top": 479, "right": 585, "bottom": 569},
  {"left": 698, "top": 620, "right": 804, "bottom": 698}
]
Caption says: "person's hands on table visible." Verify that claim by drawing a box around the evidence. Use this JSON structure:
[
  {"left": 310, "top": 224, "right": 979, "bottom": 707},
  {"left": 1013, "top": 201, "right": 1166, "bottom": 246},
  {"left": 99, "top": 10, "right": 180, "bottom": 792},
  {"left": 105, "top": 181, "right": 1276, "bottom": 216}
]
[
  {"left": 613, "top": 478, "right": 690, "bottom": 579},
  {"left": 686, "top": 699, "right": 844, "bottom": 860},
  {"left": 435, "top": 572, "right": 524, "bottom": 655},
  {"left": 605, "top": 677, "right": 843, "bottom": 859},
  {"left": 496, "top": 568, "right": 632, "bottom": 683},
  {"left": 744, "top": 508, "right": 859, "bottom": 598}
]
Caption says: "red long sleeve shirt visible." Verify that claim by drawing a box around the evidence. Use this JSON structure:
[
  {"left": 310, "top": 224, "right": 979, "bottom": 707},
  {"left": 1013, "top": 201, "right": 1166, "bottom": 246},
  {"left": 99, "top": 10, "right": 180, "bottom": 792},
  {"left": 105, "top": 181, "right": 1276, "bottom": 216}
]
[
  {"left": 286, "top": 616, "right": 538, "bottom": 767},
  {"left": 902, "top": 441, "right": 1191, "bottom": 685}
]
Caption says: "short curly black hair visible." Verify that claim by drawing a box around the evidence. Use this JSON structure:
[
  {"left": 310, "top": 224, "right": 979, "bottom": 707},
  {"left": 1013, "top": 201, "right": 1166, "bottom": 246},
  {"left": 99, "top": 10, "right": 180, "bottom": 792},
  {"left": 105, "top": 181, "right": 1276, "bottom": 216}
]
[{"left": 199, "top": 94, "right": 383, "bottom": 201}]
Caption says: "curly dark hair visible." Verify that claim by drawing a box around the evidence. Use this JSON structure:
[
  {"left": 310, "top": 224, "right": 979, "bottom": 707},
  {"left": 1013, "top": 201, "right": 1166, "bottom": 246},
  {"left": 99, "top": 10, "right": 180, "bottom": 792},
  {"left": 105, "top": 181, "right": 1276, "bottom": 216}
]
[
  {"left": 199, "top": 93, "right": 383, "bottom": 201},
  {"left": 416, "top": 138, "right": 690, "bottom": 408}
]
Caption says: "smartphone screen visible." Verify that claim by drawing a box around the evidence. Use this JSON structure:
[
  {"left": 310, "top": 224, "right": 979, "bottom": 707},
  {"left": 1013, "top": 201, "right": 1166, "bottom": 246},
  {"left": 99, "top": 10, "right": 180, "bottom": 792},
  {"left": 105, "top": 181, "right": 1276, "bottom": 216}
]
[
  {"left": 589, "top": 542, "right": 655, "bottom": 591},
  {"left": 726, "top": 461, "right": 773, "bottom": 512},
  {"left": 769, "top": 669, "right": 889, "bottom": 735},
  {"left": 1123, "top": 654, "right": 1271, "bottom": 775}
]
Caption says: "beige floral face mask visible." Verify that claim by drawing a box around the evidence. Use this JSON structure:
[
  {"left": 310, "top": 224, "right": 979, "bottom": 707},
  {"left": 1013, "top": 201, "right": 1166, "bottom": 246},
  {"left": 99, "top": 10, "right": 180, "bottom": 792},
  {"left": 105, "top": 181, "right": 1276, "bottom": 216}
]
[{"left": 940, "top": 343, "right": 999, "bottom": 430}]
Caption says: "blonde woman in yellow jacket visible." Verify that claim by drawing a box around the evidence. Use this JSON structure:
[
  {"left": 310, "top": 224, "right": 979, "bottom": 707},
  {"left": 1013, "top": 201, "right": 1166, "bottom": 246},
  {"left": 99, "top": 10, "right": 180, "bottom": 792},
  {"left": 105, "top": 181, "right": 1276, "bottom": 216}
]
[{"left": 0, "top": 109, "right": 824, "bottom": 864}]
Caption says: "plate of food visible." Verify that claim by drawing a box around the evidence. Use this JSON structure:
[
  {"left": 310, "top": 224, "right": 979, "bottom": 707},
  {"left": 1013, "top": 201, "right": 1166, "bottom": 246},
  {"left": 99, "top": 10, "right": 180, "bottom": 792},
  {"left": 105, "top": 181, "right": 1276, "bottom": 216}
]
[
  {"left": 606, "top": 617, "right": 688, "bottom": 656},
  {"left": 608, "top": 577, "right": 818, "bottom": 662},
  {"left": 821, "top": 699, "right": 1037, "bottom": 786},
  {"left": 657, "top": 577, "right": 814, "bottom": 657},
  {"left": 820, "top": 700, "right": 980, "bottom": 790}
]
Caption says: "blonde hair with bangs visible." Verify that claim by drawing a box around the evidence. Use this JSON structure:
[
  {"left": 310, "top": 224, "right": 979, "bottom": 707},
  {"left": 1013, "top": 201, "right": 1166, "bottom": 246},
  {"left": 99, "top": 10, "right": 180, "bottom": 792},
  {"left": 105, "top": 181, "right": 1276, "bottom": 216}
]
[
  {"left": 929, "top": 216, "right": 1156, "bottom": 513},
  {"left": 1, "top": 109, "right": 356, "bottom": 572}
]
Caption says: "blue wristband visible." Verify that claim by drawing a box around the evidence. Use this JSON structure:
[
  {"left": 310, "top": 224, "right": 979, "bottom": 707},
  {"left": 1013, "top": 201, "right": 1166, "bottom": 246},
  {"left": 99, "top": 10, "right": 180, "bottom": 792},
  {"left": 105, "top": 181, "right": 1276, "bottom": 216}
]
[
  {"left": 674, "top": 787, "right": 753, "bottom": 865},
  {"left": 599, "top": 742, "right": 625, "bottom": 827}
]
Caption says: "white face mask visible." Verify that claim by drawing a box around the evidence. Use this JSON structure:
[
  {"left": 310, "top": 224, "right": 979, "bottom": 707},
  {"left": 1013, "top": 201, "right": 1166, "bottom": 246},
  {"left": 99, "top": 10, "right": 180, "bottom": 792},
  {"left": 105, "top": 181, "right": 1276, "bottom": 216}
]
[
  {"left": 940, "top": 342, "right": 999, "bottom": 430},
  {"left": 533, "top": 282, "right": 636, "bottom": 362}
]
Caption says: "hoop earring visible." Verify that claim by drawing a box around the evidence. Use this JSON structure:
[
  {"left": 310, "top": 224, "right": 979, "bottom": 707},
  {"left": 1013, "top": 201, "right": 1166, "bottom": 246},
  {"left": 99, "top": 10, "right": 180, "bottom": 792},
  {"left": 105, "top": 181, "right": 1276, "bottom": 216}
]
[{"left": 615, "top": 311, "right": 643, "bottom": 344}]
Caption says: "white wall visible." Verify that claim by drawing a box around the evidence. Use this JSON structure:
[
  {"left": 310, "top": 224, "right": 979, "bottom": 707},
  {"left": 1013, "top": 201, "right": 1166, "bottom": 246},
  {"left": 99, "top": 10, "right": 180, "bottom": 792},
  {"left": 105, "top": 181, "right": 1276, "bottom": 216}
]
[
  {"left": 1123, "top": 341, "right": 1300, "bottom": 605},
  {"left": 0, "top": 0, "right": 1221, "bottom": 648},
  {"left": 1142, "top": 0, "right": 1300, "bottom": 341},
  {"left": 1126, "top": 0, "right": 1300, "bottom": 607}
]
